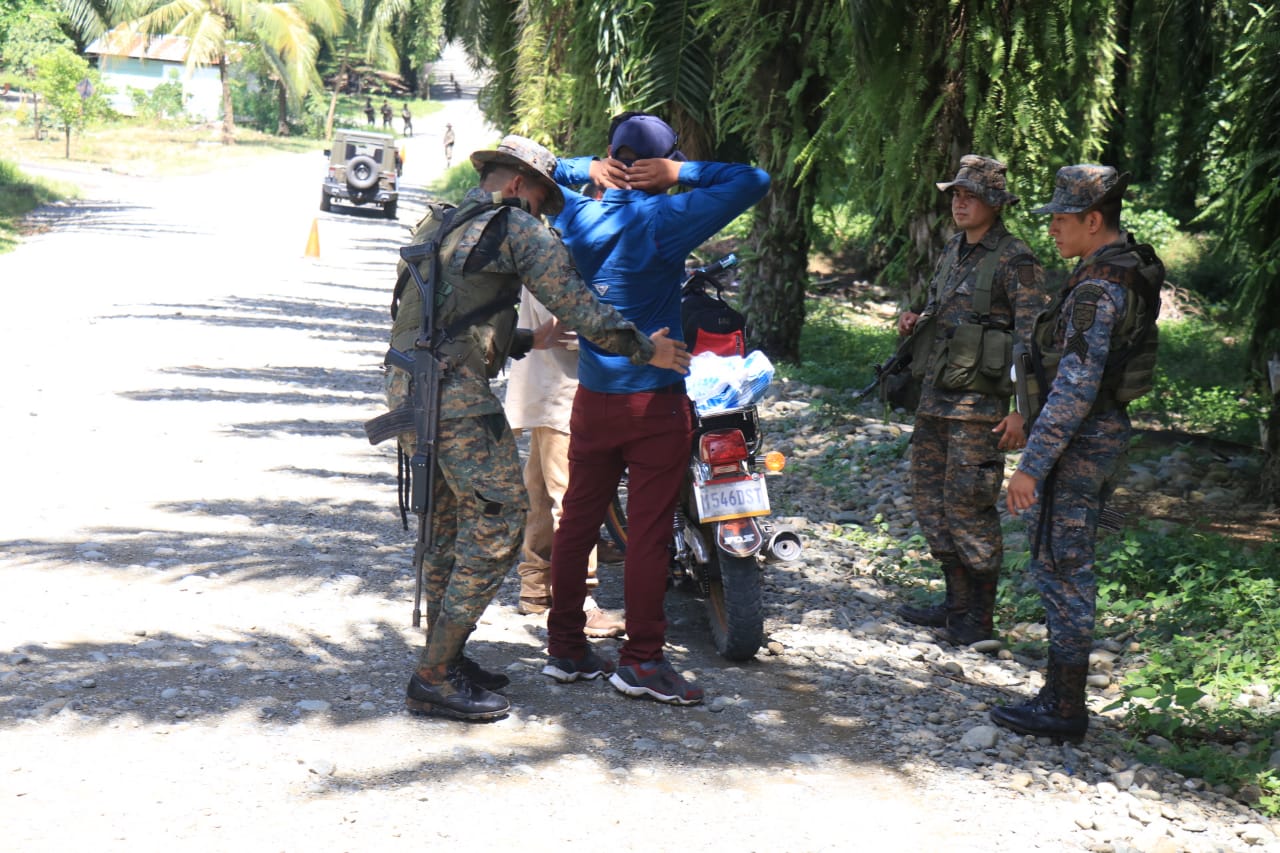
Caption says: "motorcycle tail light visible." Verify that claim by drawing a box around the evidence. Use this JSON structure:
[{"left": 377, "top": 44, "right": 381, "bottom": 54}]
[
  {"left": 764, "top": 451, "right": 786, "bottom": 472},
  {"left": 700, "top": 429, "right": 748, "bottom": 469}
]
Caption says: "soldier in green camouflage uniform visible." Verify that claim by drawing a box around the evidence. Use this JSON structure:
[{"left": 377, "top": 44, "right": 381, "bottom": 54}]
[
  {"left": 897, "top": 155, "right": 1046, "bottom": 645},
  {"left": 386, "top": 136, "right": 691, "bottom": 722},
  {"left": 991, "top": 165, "right": 1162, "bottom": 743}
]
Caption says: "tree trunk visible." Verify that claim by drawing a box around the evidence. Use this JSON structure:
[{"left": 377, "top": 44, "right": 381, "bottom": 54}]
[
  {"left": 64, "top": 125, "right": 70, "bottom": 158},
  {"left": 1101, "top": 0, "right": 1133, "bottom": 166},
  {"left": 276, "top": 81, "right": 288, "bottom": 136},
  {"left": 325, "top": 87, "right": 338, "bottom": 140},
  {"left": 1265, "top": 390, "right": 1280, "bottom": 505},
  {"left": 219, "top": 55, "right": 236, "bottom": 145},
  {"left": 744, "top": 179, "right": 811, "bottom": 363}
]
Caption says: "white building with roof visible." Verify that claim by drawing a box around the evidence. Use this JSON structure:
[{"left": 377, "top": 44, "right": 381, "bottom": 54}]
[{"left": 84, "top": 28, "right": 224, "bottom": 121}]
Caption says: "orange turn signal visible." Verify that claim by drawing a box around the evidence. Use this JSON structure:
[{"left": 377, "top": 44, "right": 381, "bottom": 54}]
[{"left": 764, "top": 451, "right": 786, "bottom": 472}]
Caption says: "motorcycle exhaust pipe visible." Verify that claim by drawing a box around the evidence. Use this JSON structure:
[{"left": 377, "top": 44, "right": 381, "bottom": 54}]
[{"left": 764, "top": 527, "right": 803, "bottom": 562}]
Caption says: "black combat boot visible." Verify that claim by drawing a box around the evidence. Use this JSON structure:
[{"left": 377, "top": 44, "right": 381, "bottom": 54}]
[
  {"left": 939, "top": 575, "right": 998, "bottom": 646},
  {"left": 405, "top": 664, "right": 510, "bottom": 722},
  {"left": 898, "top": 562, "right": 969, "bottom": 628},
  {"left": 454, "top": 654, "right": 510, "bottom": 692},
  {"left": 989, "top": 659, "right": 1089, "bottom": 743}
]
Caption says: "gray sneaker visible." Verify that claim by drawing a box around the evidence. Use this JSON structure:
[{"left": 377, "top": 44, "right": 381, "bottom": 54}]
[
  {"left": 541, "top": 647, "right": 617, "bottom": 683},
  {"left": 609, "top": 659, "right": 704, "bottom": 705}
]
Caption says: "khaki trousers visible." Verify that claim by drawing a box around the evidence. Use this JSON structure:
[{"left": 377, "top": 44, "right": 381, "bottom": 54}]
[{"left": 518, "top": 426, "right": 596, "bottom": 601}]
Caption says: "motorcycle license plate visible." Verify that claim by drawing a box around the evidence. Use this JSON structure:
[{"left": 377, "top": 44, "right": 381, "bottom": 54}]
[{"left": 694, "top": 476, "right": 770, "bottom": 523}]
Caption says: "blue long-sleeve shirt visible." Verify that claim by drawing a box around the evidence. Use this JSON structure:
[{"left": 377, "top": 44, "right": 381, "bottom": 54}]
[{"left": 551, "top": 157, "right": 770, "bottom": 394}]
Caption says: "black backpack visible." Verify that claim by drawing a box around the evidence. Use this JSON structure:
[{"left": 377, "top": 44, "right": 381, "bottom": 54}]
[{"left": 681, "top": 269, "right": 746, "bottom": 357}]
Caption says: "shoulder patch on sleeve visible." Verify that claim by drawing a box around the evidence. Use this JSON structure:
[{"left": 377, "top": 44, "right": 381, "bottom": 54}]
[
  {"left": 1070, "top": 282, "right": 1105, "bottom": 334},
  {"left": 1017, "top": 263, "right": 1037, "bottom": 287}
]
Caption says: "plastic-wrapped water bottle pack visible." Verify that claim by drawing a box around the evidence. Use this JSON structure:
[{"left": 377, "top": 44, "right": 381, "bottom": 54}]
[{"left": 685, "top": 350, "right": 775, "bottom": 415}]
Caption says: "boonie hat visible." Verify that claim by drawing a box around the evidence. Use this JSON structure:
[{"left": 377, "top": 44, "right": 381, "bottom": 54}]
[
  {"left": 1031, "top": 164, "right": 1130, "bottom": 215},
  {"left": 470, "top": 134, "right": 564, "bottom": 215},
  {"left": 608, "top": 113, "right": 686, "bottom": 162},
  {"left": 936, "top": 154, "right": 1019, "bottom": 207}
]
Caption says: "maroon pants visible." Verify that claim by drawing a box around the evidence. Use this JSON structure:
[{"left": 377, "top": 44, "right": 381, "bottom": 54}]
[{"left": 547, "top": 386, "right": 692, "bottom": 665}]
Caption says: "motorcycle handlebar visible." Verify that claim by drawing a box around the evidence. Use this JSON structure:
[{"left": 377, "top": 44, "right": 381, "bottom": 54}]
[{"left": 690, "top": 253, "right": 738, "bottom": 278}]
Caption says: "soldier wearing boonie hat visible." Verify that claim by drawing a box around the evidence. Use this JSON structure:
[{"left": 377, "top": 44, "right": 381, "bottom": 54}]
[
  {"left": 1029, "top": 164, "right": 1130, "bottom": 214},
  {"left": 894, "top": 154, "right": 1046, "bottom": 653},
  {"left": 935, "top": 154, "right": 1021, "bottom": 208},
  {"left": 470, "top": 134, "right": 565, "bottom": 216},
  {"left": 991, "top": 164, "right": 1163, "bottom": 743},
  {"left": 384, "top": 133, "right": 691, "bottom": 723}
]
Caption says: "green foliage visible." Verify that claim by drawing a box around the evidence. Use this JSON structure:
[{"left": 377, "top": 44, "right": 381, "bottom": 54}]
[
  {"left": 810, "top": 200, "right": 876, "bottom": 260},
  {"left": 127, "top": 73, "right": 186, "bottom": 122},
  {"left": 0, "top": 158, "right": 72, "bottom": 253},
  {"left": 31, "top": 47, "right": 113, "bottom": 155},
  {"left": 426, "top": 160, "right": 478, "bottom": 204},
  {"left": 1086, "top": 521, "right": 1280, "bottom": 812},
  {"left": 1127, "top": 314, "right": 1262, "bottom": 444},
  {"left": 775, "top": 296, "right": 896, "bottom": 404},
  {"left": 0, "top": 1, "right": 74, "bottom": 76},
  {"left": 1205, "top": 2, "right": 1280, "bottom": 370},
  {"left": 229, "top": 76, "right": 277, "bottom": 132}
]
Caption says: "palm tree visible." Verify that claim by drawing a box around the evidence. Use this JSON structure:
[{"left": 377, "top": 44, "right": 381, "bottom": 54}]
[
  {"left": 318, "top": 0, "right": 422, "bottom": 139},
  {"left": 125, "top": 0, "right": 344, "bottom": 144},
  {"left": 705, "top": 0, "right": 850, "bottom": 361},
  {"left": 1209, "top": 2, "right": 1280, "bottom": 500}
]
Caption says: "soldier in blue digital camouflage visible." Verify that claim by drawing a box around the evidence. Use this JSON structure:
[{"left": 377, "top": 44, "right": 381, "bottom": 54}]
[
  {"left": 896, "top": 155, "right": 1046, "bottom": 647},
  {"left": 990, "top": 164, "right": 1164, "bottom": 743},
  {"left": 385, "top": 135, "right": 691, "bottom": 722}
]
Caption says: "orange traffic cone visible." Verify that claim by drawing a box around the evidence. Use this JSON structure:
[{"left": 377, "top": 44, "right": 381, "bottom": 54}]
[{"left": 304, "top": 218, "right": 321, "bottom": 258}]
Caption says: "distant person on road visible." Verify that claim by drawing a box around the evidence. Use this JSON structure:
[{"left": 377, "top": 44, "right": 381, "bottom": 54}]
[
  {"left": 401, "top": 103, "right": 413, "bottom": 137},
  {"left": 443, "top": 123, "right": 455, "bottom": 167},
  {"left": 382, "top": 135, "right": 692, "bottom": 723},
  {"left": 541, "top": 112, "right": 769, "bottom": 706},
  {"left": 380, "top": 100, "right": 393, "bottom": 131},
  {"left": 364, "top": 97, "right": 375, "bottom": 127}
]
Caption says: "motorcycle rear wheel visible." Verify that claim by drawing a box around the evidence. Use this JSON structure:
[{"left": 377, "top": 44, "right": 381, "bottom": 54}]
[
  {"left": 706, "top": 552, "right": 764, "bottom": 661},
  {"left": 603, "top": 481, "right": 629, "bottom": 555}
]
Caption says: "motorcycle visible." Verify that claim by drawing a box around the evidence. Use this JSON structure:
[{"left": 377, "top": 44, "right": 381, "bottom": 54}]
[{"left": 603, "top": 256, "right": 803, "bottom": 661}]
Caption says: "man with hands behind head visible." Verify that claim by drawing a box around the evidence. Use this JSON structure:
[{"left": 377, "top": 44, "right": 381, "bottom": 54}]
[{"left": 540, "top": 113, "right": 769, "bottom": 706}]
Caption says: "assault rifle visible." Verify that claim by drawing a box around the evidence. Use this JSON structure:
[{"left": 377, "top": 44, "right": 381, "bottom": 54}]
[
  {"left": 363, "top": 236, "right": 449, "bottom": 629},
  {"left": 855, "top": 335, "right": 915, "bottom": 402},
  {"left": 855, "top": 309, "right": 938, "bottom": 407}
]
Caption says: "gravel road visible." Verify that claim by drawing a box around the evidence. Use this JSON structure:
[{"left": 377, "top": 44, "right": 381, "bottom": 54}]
[{"left": 1, "top": 94, "right": 1277, "bottom": 853}]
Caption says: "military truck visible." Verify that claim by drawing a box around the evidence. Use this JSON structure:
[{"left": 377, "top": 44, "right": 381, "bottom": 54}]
[{"left": 321, "top": 128, "right": 400, "bottom": 219}]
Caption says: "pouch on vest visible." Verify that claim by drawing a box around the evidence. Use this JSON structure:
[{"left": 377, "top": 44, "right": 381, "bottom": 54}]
[
  {"left": 924, "top": 234, "right": 1016, "bottom": 397},
  {"left": 932, "top": 324, "right": 1014, "bottom": 396}
]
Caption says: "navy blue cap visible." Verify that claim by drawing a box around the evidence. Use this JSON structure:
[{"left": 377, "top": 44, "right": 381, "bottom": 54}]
[{"left": 609, "top": 114, "right": 686, "bottom": 161}]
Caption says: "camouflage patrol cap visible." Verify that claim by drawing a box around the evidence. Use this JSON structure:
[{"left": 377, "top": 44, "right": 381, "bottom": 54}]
[
  {"left": 470, "top": 134, "right": 564, "bottom": 215},
  {"left": 1030, "top": 164, "right": 1131, "bottom": 215},
  {"left": 936, "top": 154, "right": 1019, "bottom": 207}
]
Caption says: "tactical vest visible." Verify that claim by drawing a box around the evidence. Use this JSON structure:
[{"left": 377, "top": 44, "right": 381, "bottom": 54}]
[
  {"left": 1026, "top": 235, "right": 1163, "bottom": 420},
  {"left": 911, "top": 233, "right": 1017, "bottom": 397},
  {"left": 390, "top": 197, "right": 522, "bottom": 379}
]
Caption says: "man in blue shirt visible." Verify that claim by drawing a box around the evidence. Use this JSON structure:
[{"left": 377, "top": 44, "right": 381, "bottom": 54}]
[{"left": 541, "top": 112, "right": 769, "bottom": 704}]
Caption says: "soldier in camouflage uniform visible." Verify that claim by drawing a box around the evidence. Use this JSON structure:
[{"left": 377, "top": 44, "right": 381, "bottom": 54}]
[
  {"left": 386, "top": 136, "right": 691, "bottom": 722},
  {"left": 897, "top": 155, "right": 1046, "bottom": 646},
  {"left": 990, "top": 165, "right": 1162, "bottom": 743}
]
